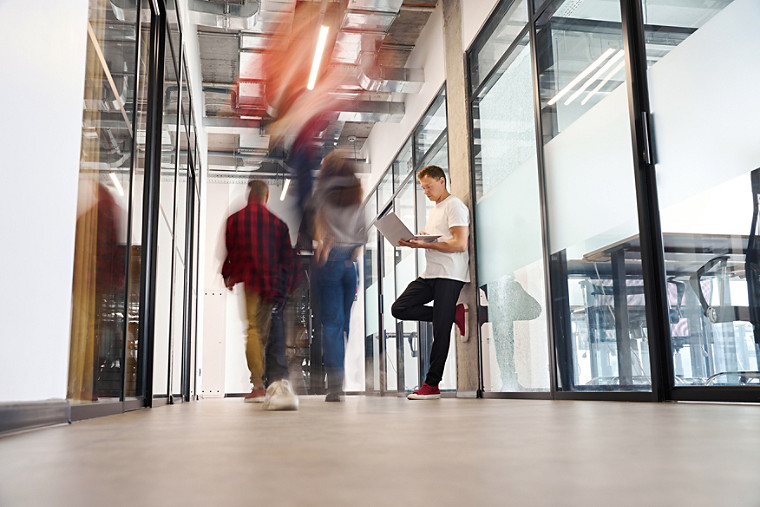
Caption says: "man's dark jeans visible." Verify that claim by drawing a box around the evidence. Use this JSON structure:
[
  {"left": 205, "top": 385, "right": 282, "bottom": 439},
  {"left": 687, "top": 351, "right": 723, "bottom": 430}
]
[{"left": 391, "top": 277, "right": 464, "bottom": 386}]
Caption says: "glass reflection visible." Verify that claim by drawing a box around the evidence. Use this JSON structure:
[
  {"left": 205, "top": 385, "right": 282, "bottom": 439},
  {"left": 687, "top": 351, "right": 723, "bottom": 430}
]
[
  {"left": 536, "top": 0, "right": 650, "bottom": 391},
  {"left": 643, "top": 0, "right": 760, "bottom": 387},
  {"left": 364, "top": 223, "right": 381, "bottom": 391},
  {"left": 471, "top": 28, "right": 549, "bottom": 393},
  {"left": 125, "top": 7, "right": 152, "bottom": 399},
  {"left": 395, "top": 177, "right": 420, "bottom": 391},
  {"left": 381, "top": 207, "right": 398, "bottom": 391},
  {"left": 153, "top": 27, "right": 180, "bottom": 398},
  {"left": 468, "top": 0, "right": 529, "bottom": 94},
  {"left": 414, "top": 91, "right": 447, "bottom": 164},
  {"left": 68, "top": 0, "right": 138, "bottom": 403}
]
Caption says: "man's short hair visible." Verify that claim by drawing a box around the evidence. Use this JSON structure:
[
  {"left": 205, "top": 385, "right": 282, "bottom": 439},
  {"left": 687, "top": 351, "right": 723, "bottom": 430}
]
[
  {"left": 248, "top": 179, "right": 269, "bottom": 201},
  {"left": 417, "top": 165, "right": 446, "bottom": 183}
]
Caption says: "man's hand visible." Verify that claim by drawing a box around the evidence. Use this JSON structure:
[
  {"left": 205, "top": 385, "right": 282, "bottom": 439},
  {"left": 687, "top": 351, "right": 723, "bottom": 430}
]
[
  {"left": 398, "top": 238, "right": 424, "bottom": 249},
  {"left": 224, "top": 276, "right": 235, "bottom": 291}
]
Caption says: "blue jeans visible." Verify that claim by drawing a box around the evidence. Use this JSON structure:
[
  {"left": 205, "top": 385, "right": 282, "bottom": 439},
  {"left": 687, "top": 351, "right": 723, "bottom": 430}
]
[
  {"left": 264, "top": 300, "right": 289, "bottom": 387},
  {"left": 315, "top": 249, "right": 357, "bottom": 389}
]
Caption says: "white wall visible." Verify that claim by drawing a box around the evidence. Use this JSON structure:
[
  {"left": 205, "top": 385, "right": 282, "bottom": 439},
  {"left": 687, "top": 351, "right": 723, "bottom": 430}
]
[
  {"left": 0, "top": 1, "right": 88, "bottom": 402},
  {"left": 178, "top": 0, "right": 208, "bottom": 397}
]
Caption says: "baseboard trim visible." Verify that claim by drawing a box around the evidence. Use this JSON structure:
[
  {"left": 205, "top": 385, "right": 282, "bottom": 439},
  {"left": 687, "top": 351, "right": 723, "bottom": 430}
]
[{"left": 0, "top": 400, "right": 70, "bottom": 435}]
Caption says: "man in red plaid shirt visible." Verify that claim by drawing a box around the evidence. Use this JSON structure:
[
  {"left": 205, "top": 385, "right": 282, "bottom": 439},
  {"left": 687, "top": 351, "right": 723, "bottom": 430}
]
[{"left": 222, "top": 180, "right": 294, "bottom": 404}]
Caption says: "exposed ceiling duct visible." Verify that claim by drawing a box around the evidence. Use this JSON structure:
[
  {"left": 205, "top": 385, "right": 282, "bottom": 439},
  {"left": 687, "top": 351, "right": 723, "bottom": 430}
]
[{"left": 188, "top": 0, "right": 260, "bottom": 30}]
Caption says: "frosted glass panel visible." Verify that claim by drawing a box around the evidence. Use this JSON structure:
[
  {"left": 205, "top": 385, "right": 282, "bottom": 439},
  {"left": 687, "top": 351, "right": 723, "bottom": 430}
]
[{"left": 470, "top": 29, "right": 549, "bottom": 392}]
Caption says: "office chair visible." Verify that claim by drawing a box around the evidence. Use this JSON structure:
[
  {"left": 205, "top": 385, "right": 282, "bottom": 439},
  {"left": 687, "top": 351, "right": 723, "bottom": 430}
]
[{"left": 689, "top": 168, "right": 760, "bottom": 345}]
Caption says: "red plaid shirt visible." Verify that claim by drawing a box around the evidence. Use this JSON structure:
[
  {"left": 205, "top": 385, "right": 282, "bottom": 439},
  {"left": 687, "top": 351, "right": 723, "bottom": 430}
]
[{"left": 222, "top": 202, "right": 294, "bottom": 302}]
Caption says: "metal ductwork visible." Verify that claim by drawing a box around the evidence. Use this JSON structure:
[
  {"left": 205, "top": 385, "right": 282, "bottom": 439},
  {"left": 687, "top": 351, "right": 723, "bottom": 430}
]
[
  {"left": 188, "top": 0, "right": 260, "bottom": 30},
  {"left": 332, "top": 0, "right": 425, "bottom": 93},
  {"left": 357, "top": 34, "right": 423, "bottom": 93},
  {"left": 335, "top": 99, "right": 404, "bottom": 122}
]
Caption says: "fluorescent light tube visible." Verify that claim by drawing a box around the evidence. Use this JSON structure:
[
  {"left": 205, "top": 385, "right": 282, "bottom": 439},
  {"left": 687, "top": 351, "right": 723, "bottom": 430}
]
[
  {"left": 307, "top": 25, "right": 330, "bottom": 91},
  {"left": 581, "top": 60, "right": 626, "bottom": 105},
  {"left": 280, "top": 178, "right": 290, "bottom": 201},
  {"left": 109, "top": 172, "right": 125, "bottom": 196},
  {"left": 565, "top": 50, "right": 624, "bottom": 106},
  {"left": 548, "top": 48, "right": 616, "bottom": 106}
]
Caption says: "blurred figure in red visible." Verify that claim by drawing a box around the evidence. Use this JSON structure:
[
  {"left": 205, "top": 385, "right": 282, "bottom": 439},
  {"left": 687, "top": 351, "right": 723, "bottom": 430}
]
[{"left": 251, "top": 2, "right": 357, "bottom": 224}]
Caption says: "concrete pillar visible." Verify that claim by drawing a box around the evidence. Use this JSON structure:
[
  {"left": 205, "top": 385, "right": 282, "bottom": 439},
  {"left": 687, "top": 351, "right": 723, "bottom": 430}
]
[{"left": 441, "top": 0, "right": 479, "bottom": 394}]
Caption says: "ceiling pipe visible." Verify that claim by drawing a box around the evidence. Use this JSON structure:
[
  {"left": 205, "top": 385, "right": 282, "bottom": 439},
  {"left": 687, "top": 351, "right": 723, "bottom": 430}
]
[{"left": 188, "top": 0, "right": 260, "bottom": 30}]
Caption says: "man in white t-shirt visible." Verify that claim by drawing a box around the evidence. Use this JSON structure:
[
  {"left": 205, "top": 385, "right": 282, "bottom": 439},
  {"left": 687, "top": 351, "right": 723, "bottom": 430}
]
[{"left": 392, "top": 165, "right": 470, "bottom": 400}]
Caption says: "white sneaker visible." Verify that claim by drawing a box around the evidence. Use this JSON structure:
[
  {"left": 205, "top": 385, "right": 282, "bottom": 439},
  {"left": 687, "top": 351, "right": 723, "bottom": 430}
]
[{"left": 263, "top": 380, "right": 299, "bottom": 411}]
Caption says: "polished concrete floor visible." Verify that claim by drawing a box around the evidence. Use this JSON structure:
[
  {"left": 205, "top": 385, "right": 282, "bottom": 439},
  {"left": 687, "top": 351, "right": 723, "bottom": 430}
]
[{"left": 1, "top": 396, "right": 759, "bottom": 506}]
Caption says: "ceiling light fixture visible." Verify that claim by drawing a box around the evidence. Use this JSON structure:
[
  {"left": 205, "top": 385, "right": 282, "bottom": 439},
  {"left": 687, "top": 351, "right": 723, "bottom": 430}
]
[
  {"left": 547, "top": 47, "right": 616, "bottom": 106},
  {"left": 109, "top": 172, "right": 125, "bottom": 197},
  {"left": 280, "top": 178, "right": 290, "bottom": 201},
  {"left": 307, "top": 25, "right": 330, "bottom": 91},
  {"left": 565, "top": 50, "right": 625, "bottom": 106},
  {"left": 580, "top": 60, "right": 626, "bottom": 106}
]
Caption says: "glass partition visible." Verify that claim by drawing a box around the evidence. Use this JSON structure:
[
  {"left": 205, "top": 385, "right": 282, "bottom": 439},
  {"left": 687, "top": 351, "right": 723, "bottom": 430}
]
[
  {"left": 68, "top": 0, "right": 139, "bottom": 404},
  {"left": 469, "top": 0, "right": 529, "bottom": 94},
  {"left": 643, "top": 0, "right": 760, "bottom": 387},
  {"left": 394, "top": 176, "right": 420, "bottom": 390},
  {"left": 377, "top": 170, "right": 394, "bottom": 212},
  {"left": 126, "top": 7, "right": 152, "bottom": 400},
  {"left": 393, "top": 139, "right": 413, "bottom": 190},
  {"left": 536, "top": 0, "right": 651, "bottom": 391},
  {"left": 414, "top": 91, "right": 447, "bottom": 164},
  {"left": 470, "top": 8, "right": 550, "bottom": 393},
  {"left": 153, "top": 26, "right": 180, "bottom": 399},
  {"left": 381, "top": 207, "right": 398, "bottom": 391},
  {"left": 364, "top": 224, "right": 382, "bottom": 392}
]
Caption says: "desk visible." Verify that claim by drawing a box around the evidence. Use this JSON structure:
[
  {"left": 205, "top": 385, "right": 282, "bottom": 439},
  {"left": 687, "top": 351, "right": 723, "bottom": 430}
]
[{"left": 558, "top": 233, "right": 752, "bottom": 387}]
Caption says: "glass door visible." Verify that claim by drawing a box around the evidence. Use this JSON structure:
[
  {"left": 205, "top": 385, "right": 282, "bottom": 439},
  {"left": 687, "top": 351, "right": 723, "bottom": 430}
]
[
  {"left": 641, "top": 0, "right": 760, "bottom": 394},
  {"left": 535, "top": 0, "right": 652, "bottom": 392},
  {"left": 394, "top": 175, "right": 420, "bottom": 392}
]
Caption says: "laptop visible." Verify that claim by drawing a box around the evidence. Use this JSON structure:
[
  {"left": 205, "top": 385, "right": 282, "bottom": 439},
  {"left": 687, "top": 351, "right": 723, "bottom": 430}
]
[{"left": 375, "top": 212, "right": 441, "bottom": 246}]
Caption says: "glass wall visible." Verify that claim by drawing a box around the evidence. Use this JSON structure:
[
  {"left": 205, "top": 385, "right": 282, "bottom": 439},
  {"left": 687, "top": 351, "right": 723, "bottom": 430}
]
[
  {"left": 68, "top": 0, "right": 200, "bottom": 410},
  {"left": 469, "top": 0, "right": 550, "bottom": 393},
  {"left": 464, "top": 0, "right": 760, "bottom": 401},
  {"left": 68, "top": 0, "right": 139, "bottom": 404},
  {"left": 126, "top": 4, "right": 153, "bottom": 400},
  {"left": 152, "top": 12, "right": 180, "bottom": 399},
  {"left": 394, "top": 176, "right": 419, "bottom": 391},
  {"left": 643, "top": 0, "right": 760, "bottom": 387},
  {"left": 535, "top": 0, "right": 652, "bottom": 392}
]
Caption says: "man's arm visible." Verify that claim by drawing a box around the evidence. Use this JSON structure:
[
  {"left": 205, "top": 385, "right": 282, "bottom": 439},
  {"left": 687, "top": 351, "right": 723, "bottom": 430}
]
[{"left": 399, "top": 225, "right": 468, "bottom": 252}]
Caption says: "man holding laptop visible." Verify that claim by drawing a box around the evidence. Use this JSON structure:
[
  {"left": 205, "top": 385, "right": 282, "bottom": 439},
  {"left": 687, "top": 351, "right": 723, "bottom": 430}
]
[{"left": 389, "top": 165, "right": 470, "bottom": 400}]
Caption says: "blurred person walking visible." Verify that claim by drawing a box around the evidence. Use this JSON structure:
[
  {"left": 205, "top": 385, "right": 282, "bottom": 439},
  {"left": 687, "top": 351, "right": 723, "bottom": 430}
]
[
  {"left": 222, "top": 180, "right": 298, "bottom": 410},
  {"left": 313, "top": 153, "right": 367, "bottom": 402},
  {"left": 392, "top": 166, "right": 470, "bottom": 400}
]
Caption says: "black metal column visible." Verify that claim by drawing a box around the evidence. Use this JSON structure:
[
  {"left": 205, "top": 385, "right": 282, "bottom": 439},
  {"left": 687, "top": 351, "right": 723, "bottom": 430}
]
[
  {"left": 137, "top": 4, "right": 166, "bottom": 407},
  {"left": 620, "top": 0, "right": 672, "bottom": 401}
]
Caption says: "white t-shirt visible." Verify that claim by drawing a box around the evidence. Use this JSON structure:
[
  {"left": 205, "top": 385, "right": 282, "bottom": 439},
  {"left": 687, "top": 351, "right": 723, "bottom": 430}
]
[{"left": 421, "top": 194, "right": 470, "bottom": 282}]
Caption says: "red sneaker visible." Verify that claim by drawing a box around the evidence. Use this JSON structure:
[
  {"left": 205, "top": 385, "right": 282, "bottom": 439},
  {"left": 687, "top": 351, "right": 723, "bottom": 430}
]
[
  {"left": 454, "top": 303, "right": 467, "bottom": 339},
  {"left": 244, "top": 387, "right": 266, "bottom": 403},
  {"left": 407, "top": 382, "right": 441, "bottom": 400}
]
